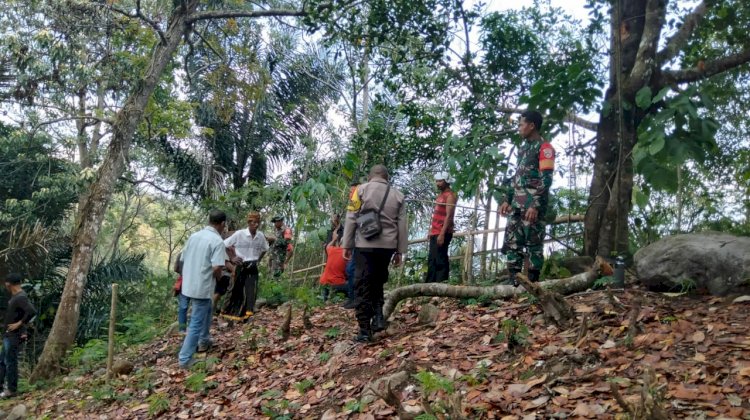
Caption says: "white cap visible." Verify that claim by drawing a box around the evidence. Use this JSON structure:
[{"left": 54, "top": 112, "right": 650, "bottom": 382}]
[{"left": 434, "top": 171, "right": 454, "bottom": 184}]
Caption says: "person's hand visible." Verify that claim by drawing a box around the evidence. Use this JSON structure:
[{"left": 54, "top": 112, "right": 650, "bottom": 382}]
[
  {"left": 524, "top": 207, "right": 538, "bottom": 223},
  {"left": 392, "top": 253, "right": 402, "bottom": 267},
  {"left": 231, "top": 256, "right": 243, "bottom": 265},
  {"left": 343, "top": 249, "right": 353, "bottom": 260},
  {"left": 437, "top": 234, "right": 445, "bottom": 247},
  {"left": 500, "top": 202, "right": 511, "bottom": 216},
  {"left": 7, "top": 321, "right": 22, "bottom": 332}
]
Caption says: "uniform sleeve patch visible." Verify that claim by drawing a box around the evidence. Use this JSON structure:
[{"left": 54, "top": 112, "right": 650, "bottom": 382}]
[
  {"left": 539, "top": 143, "right": 555, "bottom": 170},
  {"left": 347, "top": 187, "right": 362, "bottom": 212}
]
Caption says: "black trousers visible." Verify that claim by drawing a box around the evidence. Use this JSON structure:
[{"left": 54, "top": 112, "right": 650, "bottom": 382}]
[
  {"left": 222, "top": 262, "right": 259, "bottom": 317},
  {"left": 354, "top": 248, "right": 395, "bottom": 330},
  {"left": 425, "top": 233, "right": 452, "bottom": 282}
]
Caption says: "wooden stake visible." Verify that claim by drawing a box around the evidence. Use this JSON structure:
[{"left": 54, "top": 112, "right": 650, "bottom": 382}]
[{"left": 107, "top": 283, "right": 118, "bottom": 379}]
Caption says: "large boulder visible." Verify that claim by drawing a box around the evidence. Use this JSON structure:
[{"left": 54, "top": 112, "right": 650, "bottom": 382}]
[{"left": 634, "top": 232, "right": 750, "bottom": 295}]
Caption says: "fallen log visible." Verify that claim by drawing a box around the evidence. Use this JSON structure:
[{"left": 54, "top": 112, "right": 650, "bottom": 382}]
[{"left": 383, "top": 257, "right": 610, "bottom": 320}]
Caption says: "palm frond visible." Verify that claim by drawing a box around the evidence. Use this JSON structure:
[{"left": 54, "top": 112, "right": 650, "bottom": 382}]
[{"left": 0, "top": 221, "right": 54, "bottom": 278}]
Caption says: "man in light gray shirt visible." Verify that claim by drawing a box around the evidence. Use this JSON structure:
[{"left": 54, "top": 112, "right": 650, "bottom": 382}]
[
  {"left": 178, "top": 210, "right": 228, "bottom": 368},
  {"left": 342, "top": 165, "right": 407, "bottom": 342}
]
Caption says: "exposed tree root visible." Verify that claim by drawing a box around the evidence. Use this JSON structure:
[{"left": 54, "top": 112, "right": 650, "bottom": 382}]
[
  {"left": 383, "top": 257, "right": 611, "bottom": 320},
  {"left": 610, "top": 367, "right": 669, "bottom": 419},
  {"left": 516, "top": 272, "right": 574, "bottom": 327}
]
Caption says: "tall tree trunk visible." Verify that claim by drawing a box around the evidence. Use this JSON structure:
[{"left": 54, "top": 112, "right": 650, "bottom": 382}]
[
  {"left": 31, "top": 1, "right": 199, "bottom": 382},
  {"left": 584, "top": 0, "right": 649, "bottom": 258}
]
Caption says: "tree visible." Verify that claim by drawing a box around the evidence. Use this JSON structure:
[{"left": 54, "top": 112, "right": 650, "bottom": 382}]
[
  {"left": 576, "top": 0, "right": 750, "bottom": 256},
  {"left": 3, "top": 0, "right": 464, "bottom": 380},
  {"left": 23, "top": 0, "right": 309, "bottom": 381}
]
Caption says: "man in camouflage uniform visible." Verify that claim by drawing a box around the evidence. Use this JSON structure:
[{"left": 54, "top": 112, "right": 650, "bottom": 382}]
[
  {"left": 500, "top": 110, "right": 555, "bottom": 287},
  {"left": 270, "top": 216, "right": 293, "bottom": 277}
]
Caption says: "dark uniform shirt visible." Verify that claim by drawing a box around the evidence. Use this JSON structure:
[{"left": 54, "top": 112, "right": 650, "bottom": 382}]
[{"left": 505, "top": 139, "right": 555, "bottom": 214}]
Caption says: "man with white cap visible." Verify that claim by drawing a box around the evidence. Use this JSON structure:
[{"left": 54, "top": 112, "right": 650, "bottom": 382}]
[{"left": 425, "top": 171, "right": 458, "bottom": 282}]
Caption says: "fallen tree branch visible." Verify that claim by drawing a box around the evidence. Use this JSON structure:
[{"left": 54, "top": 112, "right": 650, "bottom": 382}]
[{"left": 383, "top": 257, "right": 611, "bottom": 320}]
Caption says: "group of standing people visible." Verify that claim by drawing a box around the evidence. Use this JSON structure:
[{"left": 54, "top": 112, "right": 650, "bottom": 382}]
[
  {"left": 174, "top": 109, "right": 555, "bottom": 361},
  {"left": 337, "top": 110, "right": 554, "bottom": 341},
  {"left": 174, "top": 211, "right": 295, "bottom": 368}
]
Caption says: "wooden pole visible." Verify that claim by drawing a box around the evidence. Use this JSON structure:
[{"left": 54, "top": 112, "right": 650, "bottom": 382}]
[{"left": 107, "top": 283, "right": 118, "bottom": 379}]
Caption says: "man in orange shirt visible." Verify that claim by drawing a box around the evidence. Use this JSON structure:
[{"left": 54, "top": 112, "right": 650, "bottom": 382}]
[
  {"left": 319, "top": 226, "right": 349, "bottom": 301},
  {"left": 425, "top": 172, "right": 457, "bottom": 282}
]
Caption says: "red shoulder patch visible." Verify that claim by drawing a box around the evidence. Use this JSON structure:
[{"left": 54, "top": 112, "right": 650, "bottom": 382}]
[{"left": 539, "top": 143, "right": 555, "bottom": 170}]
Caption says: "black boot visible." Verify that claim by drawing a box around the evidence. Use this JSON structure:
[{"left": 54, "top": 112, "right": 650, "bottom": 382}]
[
  {"left": 354, "top": 326, "right": 372, "bottom": 343},
  {"left": 371, "top": 305, "right": 386, "bottom": 332},
  {"left": 529, "top": 270, "right": 541, "bottom": 282},
  {"left": 508, "top": 271, "right": 519, "bottom": 287}
]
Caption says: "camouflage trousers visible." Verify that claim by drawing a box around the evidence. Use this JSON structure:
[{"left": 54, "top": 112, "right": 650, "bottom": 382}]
[
  {"left": 270, "top": 249, "right": 287, "bottom": 277},
  {"left": 501, "top": 210, "right": 546, "bottom": 273}
]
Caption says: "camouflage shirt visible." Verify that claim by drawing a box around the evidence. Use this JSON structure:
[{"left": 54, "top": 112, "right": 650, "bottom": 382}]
[{"left": 504, "top": 139, "right": 555, "bottom": 212}]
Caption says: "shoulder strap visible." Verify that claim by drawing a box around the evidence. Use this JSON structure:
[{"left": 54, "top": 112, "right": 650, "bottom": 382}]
[{"left": 376, "top": 183, "right": 391, "bottom": 214}]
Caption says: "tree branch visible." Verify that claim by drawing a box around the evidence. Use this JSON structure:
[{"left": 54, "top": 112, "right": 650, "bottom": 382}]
[
  {"left": 186, "top": 9, "right": 305, "bottom": 23},
  {"left": 656, "top": 1, "right": 708, "bottom": 64},
  {"left": 120, "top": 177, "right": 173, "bottom": 194},
  {"left": 659, "top": 47, "right": 750, "bottom": 86},
  {"left": 626, "top": 0, "right": 666, "bottom": 93},
  {"left": 494, "top": 105, "right": 599, "bottom": 132},
  {"left": 108, "top": 0, "right": 167, "bottom": 45},
  {"left": 193, "top": 28, "right": 225, "bottom": 60},
  {"left": 30, "top": 116, "right": 113, "bottom": 138}
]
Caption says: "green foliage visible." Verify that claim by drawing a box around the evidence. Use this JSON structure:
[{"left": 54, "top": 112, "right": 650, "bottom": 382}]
[
  {"left": 294, "top": 378, "right": 314, "bottom": 394},
  {"left": 0, "top": 127, "right": 79, "bottom": 229},
  {"left": 90, "top": 383, "right": 117, "bottom": 402},
  {"left": 634, "top": 86, "right": 720, "bottom": 192},
  {"left": 413, "top": 370, "right": 455, "bottom": 395},
  {"left": 518, "top": 292, "right": 539, "bottom": 305},
  {"left": 324, "top": 327, "right": 340, "bottom": 339},
  {"left": 261, "top": 396, "right": 296, "bottom": 420},
  {"left": 494, "top": 319, "right": 530, "bottom": 349},
  {"left": 318, "top": 352, "right": 331, "bottom": 363},
  {"left": 185, "top": 372, "right": 218, "bottom": 393},
  {"left": 147, "top": 393, "right": 170, "bottom": 417},
  {"left": 258, "top": 277, "right": 296, "bottom": 307},
  {"left": 344, "top": 399, "right": 364, "bottom": 414},
  {"left": 593, "top": 276, "right": 615, "bottom": 289},
  {"left": 676, "top": 278, "right": 697, "bottom": 294},
  {"left": 541, "top": 257, "right": 573, "bottom": 280},
  {"left": 66, "top": 339, "right": 108, "bottom": 373}
]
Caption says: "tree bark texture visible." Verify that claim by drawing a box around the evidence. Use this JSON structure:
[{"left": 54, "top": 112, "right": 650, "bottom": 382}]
[
  {"left": 383, "top": 257, "right": 609, "bottom": 320},
  {"left": 584, "top": 0, "right": 750, "bottom": 257},
  {"left": 31, "top": 1, "right": 200, "bottom": 382},
  {"left": 584, "top": 0, "right": 649, "bottom": 258}
]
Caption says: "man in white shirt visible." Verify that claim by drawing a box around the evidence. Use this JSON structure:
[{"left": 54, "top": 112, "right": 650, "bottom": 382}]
[
  {"left": 221, "top": 211, "right": 269, "bottom": 320},
  {"left": 178, "top": 210, "right": 228, "bottom": 369}
]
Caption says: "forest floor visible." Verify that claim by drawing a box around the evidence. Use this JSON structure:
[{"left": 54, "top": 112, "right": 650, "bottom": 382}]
[{"left": 7, "top": 286, "right": 750, "bottom": 419}]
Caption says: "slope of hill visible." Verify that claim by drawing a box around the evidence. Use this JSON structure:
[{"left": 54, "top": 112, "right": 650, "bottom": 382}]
[{"left": 9, "top": 289, "right": 750, "bottom": 418}]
